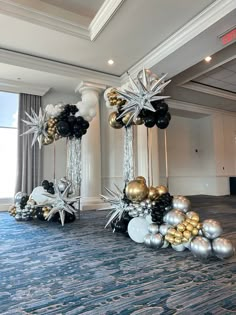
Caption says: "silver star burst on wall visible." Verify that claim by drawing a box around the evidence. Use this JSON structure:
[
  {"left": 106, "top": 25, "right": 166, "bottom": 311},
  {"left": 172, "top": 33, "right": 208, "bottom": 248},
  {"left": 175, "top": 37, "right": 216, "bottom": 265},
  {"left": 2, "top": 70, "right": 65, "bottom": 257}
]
[
  {"left": 117, "top": 68, "right": 171, "bottom": 125},
  {"left": 100, "top": 185, "right": 129, "bottom": 228},
  {"left": 21, "top": 108, "right": 48, "bottom": 149},
  {"left": 43, "top": 181, "right": 80, "bottom": 226}
]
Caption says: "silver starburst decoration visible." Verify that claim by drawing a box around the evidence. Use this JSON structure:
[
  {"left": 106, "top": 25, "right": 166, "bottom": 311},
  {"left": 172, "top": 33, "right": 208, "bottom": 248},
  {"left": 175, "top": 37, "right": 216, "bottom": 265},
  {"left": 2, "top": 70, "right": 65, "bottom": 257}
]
[
  {"left": 100, "top": 185, "right": 129, "bottom": 229},
  {"left": 117, "top": 68, "right": 171, "bottom": 125},
  {"left": 43, "top": 181, "right": 80, "bottom": 226},
  {"left": 21, "top": 108, "right": 48, "bottom": 149}
]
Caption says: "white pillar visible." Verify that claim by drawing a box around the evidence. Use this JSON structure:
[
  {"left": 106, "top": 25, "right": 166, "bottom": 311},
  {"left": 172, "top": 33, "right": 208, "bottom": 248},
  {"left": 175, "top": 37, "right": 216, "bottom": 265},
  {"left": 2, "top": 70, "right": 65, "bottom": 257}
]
[
  {"left": 75, "top": 81, "right": 106, "bottom": 210},
  {"left": 136, "top": 126, "right": 160, "bottom": 186}
]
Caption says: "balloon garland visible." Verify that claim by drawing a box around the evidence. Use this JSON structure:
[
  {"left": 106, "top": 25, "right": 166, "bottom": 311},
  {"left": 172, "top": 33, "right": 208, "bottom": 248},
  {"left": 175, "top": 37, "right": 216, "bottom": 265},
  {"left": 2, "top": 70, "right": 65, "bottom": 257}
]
[
  {"left": 103, "top": 176, "right": 234, "bottom": 260},
  {"left": 9, "top": 178, "right": 78, "bottom": 226}
]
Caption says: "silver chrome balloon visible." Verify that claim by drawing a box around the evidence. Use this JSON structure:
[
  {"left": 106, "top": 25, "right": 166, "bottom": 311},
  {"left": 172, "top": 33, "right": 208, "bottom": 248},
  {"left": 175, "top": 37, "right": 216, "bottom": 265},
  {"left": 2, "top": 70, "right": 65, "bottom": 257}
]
[
  {"left": 148, "top": 223, "right": 159, "bottom": 234},
  {"left": 190, "top": 236, "right": 212, "bottom": 259},
  {"left": 159, "top": 223, "right": 171, "bottom": 236},
  {"left": 150, "top": 233, "right": 163, "bottom": 249},
  {"left": 172, "top": 243, "right": 186, "bottom": 252},
  {"left": 202, "top": 219, "right": 223, "bottom": 240},
  {"left": 172, "top": 196, "right": 191, "bottom": 213},
  {"left": 161, "top": 239, "right": 170, "bottom": 248},
  {"left": 143, "top": 234, "right": 152, "bottom": 247},
  {"left": 212, "top": 237, "right": 235, "bottom": 259},
  {"left": 163, "top": 209, "right": 185, "bottom": 226},
  {"left": 14, "top": 192, "right": 27, "bottom": 204}
]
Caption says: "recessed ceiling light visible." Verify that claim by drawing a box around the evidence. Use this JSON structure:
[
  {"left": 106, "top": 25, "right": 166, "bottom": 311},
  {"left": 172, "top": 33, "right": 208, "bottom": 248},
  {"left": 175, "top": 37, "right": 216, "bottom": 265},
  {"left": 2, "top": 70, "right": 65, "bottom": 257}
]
[
  {"left": 204, "top": 56, "right": 212, "bottom": 62},
  {"left": 108, "top": 59, "right": 114, "bottom": 65}
]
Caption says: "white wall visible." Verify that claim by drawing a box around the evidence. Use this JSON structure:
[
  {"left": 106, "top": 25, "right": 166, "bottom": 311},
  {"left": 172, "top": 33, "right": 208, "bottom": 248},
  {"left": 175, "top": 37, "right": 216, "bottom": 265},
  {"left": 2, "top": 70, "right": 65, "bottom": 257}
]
[
  {"left": 42, "top": 89, "right": 80, "bottom": 181},
  {"left": 159, "top": 112, "right": 236, "bottom": 196}
]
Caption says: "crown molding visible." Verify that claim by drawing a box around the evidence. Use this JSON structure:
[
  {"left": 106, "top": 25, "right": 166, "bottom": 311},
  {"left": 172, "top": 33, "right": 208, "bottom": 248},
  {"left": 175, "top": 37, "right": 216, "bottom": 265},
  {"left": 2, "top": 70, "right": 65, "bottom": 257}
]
[
  {"left": 121, "top": 0, "right": 236, "bottom": 84},
  {"left": 0, "top": 0, "right": 91, "bottom": 39},
  {"left": 181, "top": 82, "right": 236, "bottom": 101},
  {"left": 168, "top": 99, "right": 236, "bottom": 117},
  {"left": 0, "top": 0, "right": 125, "bottom": 41},
  {"left": 0, "top": 78, "right": 50, "bottom": 96},
  {"left": 89, "top": 0, "right": 126, "bottom": 41},
  {"left": 0, "top": 48, "right": 121, "bottom": 87}
]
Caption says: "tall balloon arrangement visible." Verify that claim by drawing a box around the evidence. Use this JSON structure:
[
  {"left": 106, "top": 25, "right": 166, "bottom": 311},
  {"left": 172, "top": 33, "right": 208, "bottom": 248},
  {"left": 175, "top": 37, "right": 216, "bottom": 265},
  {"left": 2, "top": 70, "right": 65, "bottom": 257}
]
[{"left": 102, "top": 68, "right": 234, "bottom": 261}]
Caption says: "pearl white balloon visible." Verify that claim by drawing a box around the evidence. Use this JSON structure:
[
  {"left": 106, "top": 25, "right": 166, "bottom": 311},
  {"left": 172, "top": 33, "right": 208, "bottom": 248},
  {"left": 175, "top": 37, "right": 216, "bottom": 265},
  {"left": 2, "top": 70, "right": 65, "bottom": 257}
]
[
  {"left": 212, "top": 237, "right": 235, "bottom": 259},
  {"left": 202, "top": 219, "right": 223, "bottom": 240},
  {"left": 89, "top": 107, "right": 96, "bottom": 118},
  {"left": 172, "top": 244, "right": 186, "bottom": 252},
  {"left": 84, "top": 115, "right": 93, "bottom": 122},
  {"left": 128, "top": 217, "right": 149, "bottom": 243},
  {"left": 145, "top": 214, "right": 153, "bottom": 224}
]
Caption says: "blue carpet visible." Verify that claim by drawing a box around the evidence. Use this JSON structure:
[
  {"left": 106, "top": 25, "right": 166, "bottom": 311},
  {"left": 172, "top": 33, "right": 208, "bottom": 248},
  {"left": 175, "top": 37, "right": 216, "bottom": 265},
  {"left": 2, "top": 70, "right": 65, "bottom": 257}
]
[{"left": 0, "top": 195, "right": 236, "bottom": 315}]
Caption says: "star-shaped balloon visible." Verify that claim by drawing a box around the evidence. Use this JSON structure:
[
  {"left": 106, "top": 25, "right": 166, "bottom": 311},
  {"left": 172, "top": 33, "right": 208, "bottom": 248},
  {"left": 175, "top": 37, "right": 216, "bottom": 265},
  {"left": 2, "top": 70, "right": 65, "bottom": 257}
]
[
  {"left": 43, "top": 181, "right": 80, "bottom": 226},
  {"left": 21, "top": 108, "right": 48, "bottom": 149},
  {"left": 117, "top": 68, "right": 171, "bottom": 125},
  {"left": 100, "top": 185, "right": 129, "bottom": 228}
]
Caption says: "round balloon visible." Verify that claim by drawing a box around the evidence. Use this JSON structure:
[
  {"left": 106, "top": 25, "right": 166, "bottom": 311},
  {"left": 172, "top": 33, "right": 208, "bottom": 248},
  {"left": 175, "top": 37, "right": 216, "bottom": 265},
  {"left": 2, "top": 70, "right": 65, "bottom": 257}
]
[
  {"left": 148, "top": 223, "right": 159, "bottom": 234},
  {"left": 163, "top": 209, "right": 185, "bottom": 226},
  {"left": 172, "top": 196, "right": 191, "bottom": 213},
  {"left": 202, "top": 219, "right": 223, "bottom": 240},
  {"left": 143, "top": 234, "right": 152, "bottom": 247},
  {"left": 14, "top": 192, "right": 27, "bottom": 204},
  {"left": 212, "top": 237, "right": 235, "bottom": 259},
  {"left": 150, "top": 233, "right": 163, "bottom": 249},
  {"left": 172, "top": 243, "right": 185, "bottom": 252},
  {"left": 128, "top": 217, "right": 149, "bottom": 243},
  {"left": 159, "top": 223, "right": 171, "bottom": 236},
  {"left": 190, "top": 236, "right": 212, "bottom": 259}
]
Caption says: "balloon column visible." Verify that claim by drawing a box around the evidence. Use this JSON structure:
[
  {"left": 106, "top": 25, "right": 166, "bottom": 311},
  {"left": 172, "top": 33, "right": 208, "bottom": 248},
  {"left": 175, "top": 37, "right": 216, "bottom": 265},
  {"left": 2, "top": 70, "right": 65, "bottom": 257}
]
[
  {"left": 103, "top": 178, "right": 234, "bottom": 260},
  {"left": 104, "top": 69, "right": 172, "bottom": 130},
  {"left": 9, "top": 178, "right": 79, "bottom": 226}
]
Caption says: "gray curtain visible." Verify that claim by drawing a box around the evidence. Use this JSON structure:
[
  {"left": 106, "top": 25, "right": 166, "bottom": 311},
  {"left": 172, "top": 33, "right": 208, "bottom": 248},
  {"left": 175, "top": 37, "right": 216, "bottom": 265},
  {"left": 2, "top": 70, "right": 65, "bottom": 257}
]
[{"left": 15, "top": 94, "right": 42, "bottom": 195}]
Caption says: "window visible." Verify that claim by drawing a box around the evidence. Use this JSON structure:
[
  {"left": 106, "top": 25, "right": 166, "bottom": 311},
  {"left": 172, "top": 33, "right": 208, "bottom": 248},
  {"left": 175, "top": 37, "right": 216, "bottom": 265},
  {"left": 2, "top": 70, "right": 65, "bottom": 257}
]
[{"left": 0, "top": 92, "right": 19, "bottom": 200}]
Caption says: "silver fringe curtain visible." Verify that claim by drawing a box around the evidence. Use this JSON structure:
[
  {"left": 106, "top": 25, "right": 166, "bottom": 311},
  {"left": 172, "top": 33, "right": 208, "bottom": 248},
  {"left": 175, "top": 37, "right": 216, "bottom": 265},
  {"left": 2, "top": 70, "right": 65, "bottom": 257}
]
[{"left": 123, "top": 126, "right": 134, "bottom": 183}]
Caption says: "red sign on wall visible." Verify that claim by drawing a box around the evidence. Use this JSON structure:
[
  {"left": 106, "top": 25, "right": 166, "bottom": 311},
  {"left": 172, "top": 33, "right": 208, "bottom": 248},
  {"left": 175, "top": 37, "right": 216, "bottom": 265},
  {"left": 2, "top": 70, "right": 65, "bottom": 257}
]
[{"left": 221, "top": 28, "right": 236, "bottom": 45}]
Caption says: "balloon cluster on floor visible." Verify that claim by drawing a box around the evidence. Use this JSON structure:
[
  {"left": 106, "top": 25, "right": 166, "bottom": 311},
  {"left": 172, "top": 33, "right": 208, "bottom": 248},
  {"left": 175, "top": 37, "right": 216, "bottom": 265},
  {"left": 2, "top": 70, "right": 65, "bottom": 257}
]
[
  {"left": 9, "top": 178, "right": 80, "bottom": 226},
  {"left": 22, "top": 101, "right": 96, "bottom": 148},
  {"left": 104, "top": 69, "right": 171, "bottom": 129},
  {"left": 103, "top": 177, "right": 234, "bottom": 261}
]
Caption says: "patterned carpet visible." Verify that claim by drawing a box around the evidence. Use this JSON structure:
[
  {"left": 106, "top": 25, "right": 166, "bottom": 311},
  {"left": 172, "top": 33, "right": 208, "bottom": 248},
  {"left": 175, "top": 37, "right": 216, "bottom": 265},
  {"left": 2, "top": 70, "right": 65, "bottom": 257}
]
[{"left": 0, "top": 195, "right": 236, "bottom": 315}]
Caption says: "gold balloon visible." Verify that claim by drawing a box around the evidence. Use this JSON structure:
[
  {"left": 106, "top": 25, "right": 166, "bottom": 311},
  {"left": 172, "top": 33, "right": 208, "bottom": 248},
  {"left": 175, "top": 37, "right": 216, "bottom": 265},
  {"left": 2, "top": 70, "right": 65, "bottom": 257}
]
[
  {"left": 133, "top": 116, "right": 144, "bottom": 125},
  {"left": 192, "top": 228, "right": 199, "bottom": 236},
  {"left": 168, "top": 228, "right": 176, "bottom": 236},
  {"left": 43, "top": 136, "right": 54, "bottom": 145},
  {"left": 148, "top": 186, "right": 159, "bottom": 201},
  {"left": 183, "top": 230, "right": 191, "bottom": 239},
  {"left": 174, "top": 238, "right": 182, "bottom": 244},
  {"left": 125, "top": 179, "right": 149, "bottom": 202},
  {"left": 186, "top": 224, "right": 193, "bottom": 232},
  {"left": 177, "top": 223, "right": 185, "bottom": 232},
  {"left": 108, "top": 112, "right": 123, "bottom": 129},
  {"left": 122, "top": 112, "right": 133, "bottom": 125},
  {"left": 135, "top": 176, "right": 146, "bottom": 183},
  {"left": 156, "top": 185, "right": 168, "bottom": 196}
]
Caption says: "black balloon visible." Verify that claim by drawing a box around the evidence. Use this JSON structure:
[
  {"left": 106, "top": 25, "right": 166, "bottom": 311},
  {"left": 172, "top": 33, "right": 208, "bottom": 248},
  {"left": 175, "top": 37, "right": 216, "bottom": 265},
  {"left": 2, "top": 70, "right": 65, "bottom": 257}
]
[
  {"left": 57, "top": 121, "right": 70, "bottom": 137},
  {"left": 111, "top": 218, "right": 128, "bottom": 233},
  {"left": 144, "top": 115, "right": 156, "bottom": 128},
  {"left": 155, "top": 102, "right": 169, "bottom": 115},
  {"left": 82, "top": 120, "right": 89, "bottom": 129},
  {"left": 156, "top": 115, "right": 169, "bottom": 129}
]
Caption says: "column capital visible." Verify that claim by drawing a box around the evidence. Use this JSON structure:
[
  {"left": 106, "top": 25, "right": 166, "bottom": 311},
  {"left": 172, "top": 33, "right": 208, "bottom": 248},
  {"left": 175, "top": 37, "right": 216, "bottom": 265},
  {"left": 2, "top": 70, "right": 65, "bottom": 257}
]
[{"left": 75, "top": 81, "right": 106, "bottom": 94}]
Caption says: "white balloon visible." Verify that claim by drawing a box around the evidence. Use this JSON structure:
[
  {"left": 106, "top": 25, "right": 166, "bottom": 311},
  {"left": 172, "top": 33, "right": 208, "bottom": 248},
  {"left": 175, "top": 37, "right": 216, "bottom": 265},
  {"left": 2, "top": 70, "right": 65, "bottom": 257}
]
[
  {"left": 30, "top": 186, "right": 52, "bottom": 205},
  {"left": 145, "top": 214, "right": 153, "bottom": 224},
  {"left": 89, "top": 107, "right": 96, "bottom": 117},
  {"left": 84, "top": 115, "right": 92, "bottom": 122},
  {"left": 79, "top": 106, "right": 89, "bottom": 117},
  {"left": 81, "top": 93, "right": 97, "bottom": 107},
  {"left": 128, "top": 217, "right": 149, "bottom": 243}
]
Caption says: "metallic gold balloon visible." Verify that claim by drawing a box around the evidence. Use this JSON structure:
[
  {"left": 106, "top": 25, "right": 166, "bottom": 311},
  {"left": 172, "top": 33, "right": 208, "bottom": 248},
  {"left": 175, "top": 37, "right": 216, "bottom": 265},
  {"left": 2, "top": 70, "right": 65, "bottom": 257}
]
[
  {"left": 43, "top": 136, "right": 54, "bottom": 145},
  {"left": 125, "top": 180, "right": 149, "bottom": 202},
  {"left": 136, "top": 176, "right": 146, "bottom": 183},
  {"left": 108, "top": 112, "right": 123, "bottom": 129},
  {"left": 133, "top": 116, "right": 144, "bottom": 125},
  {"left": 122, "top": 112, "right": 133, "bottom": 125},
  {"left": 148, "top": 186, "right": 159, "bottom": 201},
  {"left": 156, "top": 185, "right": 168, "bottom": 196}
]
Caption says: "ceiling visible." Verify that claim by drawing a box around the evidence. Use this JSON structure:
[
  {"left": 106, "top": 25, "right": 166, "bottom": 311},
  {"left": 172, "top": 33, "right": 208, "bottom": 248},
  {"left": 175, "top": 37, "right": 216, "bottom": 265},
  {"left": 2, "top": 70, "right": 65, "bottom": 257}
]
[
  {"left": 41, "top": 0, "right": 105, "bottom": 19},
  {"left": 0, "top": 0, "right": 235, "bottom": 108},
  {"left": 193, "top": 58, "right": 236, "bottom": 93}
]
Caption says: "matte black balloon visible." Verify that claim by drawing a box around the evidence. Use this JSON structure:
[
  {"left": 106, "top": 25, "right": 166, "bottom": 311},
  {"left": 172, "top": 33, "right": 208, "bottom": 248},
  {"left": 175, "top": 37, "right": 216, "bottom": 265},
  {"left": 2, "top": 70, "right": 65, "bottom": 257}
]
[
  {"left": 76, "top": 116, "right": 84, "bottom": 124},
  {"left": 82, "top": 121, "right": 89, "bottom": 129},
  {"left": 67, "top": 115, "right": 76, "bottom": 124},
  {"left": 144, "top": 115, "right": 156, "bottom": 128},
  {"left": 156, "top": 116, "right": 169, "bottom": 129},
  {"left": 81, "top": 129, "right": 87, "bottom": 135},
  {"left": 42, "top": 180, "right": 49, "bottom": 189},
  {"left": 57, "top": 121, "right": 71, "bottom": 137},
  {"left": 111, "top": 219, "right": 127, "bottom": 233},
  {"left": 166, "top": 112, "right": 171, "bottom": 121},
  {"left": 47, "top": 187, "right": 55, "bottom": 194}
]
